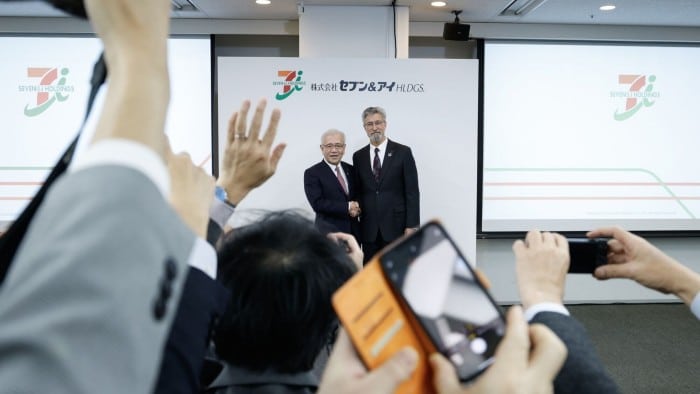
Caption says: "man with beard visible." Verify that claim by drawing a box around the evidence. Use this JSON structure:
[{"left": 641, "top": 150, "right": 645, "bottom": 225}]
[{"left": 352, "top": 106, "right": 419, "bottom": 263}]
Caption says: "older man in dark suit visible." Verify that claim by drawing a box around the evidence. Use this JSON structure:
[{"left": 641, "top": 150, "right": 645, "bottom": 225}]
[
  {"left": 304, "top": 129, "right": 360, "bottom": 240},
  {"left": 352, "top": 106, "right": 420, "bottom": 262}
]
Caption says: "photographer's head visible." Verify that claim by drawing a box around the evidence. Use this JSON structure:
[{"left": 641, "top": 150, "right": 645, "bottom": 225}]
[{"left": 214, "top": 210, "right": 358, "bottom": 373}]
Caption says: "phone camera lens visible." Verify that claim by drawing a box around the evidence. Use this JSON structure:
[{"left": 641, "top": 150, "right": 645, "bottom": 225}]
[
  {"left": 391, "top": 272, "right": 399, "bottom": 281},
  {"left": 409, "top": 245, "right": 417, "bottom": 254},
  {"left": 386, "top": 261, "right": 393, "bottom": 269}
]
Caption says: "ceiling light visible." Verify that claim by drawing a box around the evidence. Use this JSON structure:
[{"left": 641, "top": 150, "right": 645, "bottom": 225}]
[
  {"left": 256, "top": 0, "right": 271, "bottom": 5},
  {"left": 600, "top": 4, "right": 616, "bottom": 11},
  {"left": 431, "top": 1, "right": 448, "bottom": 7}
]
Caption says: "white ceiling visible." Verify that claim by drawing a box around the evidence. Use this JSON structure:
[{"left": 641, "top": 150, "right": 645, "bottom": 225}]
[{"left": 1, "top": 0, "right": 699, "bottom": 27}]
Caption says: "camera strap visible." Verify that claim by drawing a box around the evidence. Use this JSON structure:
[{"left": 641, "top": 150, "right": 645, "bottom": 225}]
[{"left": 0, "top": 52, "right": 107, "bottom": 286}]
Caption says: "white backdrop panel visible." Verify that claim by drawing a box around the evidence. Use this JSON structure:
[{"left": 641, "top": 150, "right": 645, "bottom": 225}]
[{"left": 217, "top": 57, "right": 478, "bottom": 262}]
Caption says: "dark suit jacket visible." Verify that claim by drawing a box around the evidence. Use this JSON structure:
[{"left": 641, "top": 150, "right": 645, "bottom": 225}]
[
  {"left": 532, "top": 312, "right": 620, "bottom": 394},
  {"left": 303, "top": 160, "right": 359, "bottom": 239},
  {"left": 155, "top": 267, "right": 230, "bottom": 394},
  {"left": 352, "top": 139, "right": 419, "bottom": 243}
]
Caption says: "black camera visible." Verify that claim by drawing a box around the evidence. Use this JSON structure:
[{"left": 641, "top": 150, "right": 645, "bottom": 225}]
[
  {"left": 51, "top": 0, "right": 87, "bottom": 18},
  {"left": 568, "top": 238, "right": 609, "bottom": 274}
]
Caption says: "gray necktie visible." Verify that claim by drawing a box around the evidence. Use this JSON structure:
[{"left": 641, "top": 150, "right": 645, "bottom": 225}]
[{"left": 336, "top": 165, "right": 348, "bottom": 195}]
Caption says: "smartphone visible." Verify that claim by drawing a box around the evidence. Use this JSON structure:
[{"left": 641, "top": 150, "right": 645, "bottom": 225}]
[
  {"left": 568, "top": 238, "right": 609, "bottom": 274},
  {"left": 379, "top": 221, "right": 506, "bottom": 382}
]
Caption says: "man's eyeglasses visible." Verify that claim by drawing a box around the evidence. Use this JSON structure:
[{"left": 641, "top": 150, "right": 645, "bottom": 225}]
[
  {"left": 364, "top": 120, "right": 385, "bottom": 128},
  {"left": 322, "top": 143, "right": 346, "bottom": 150}
]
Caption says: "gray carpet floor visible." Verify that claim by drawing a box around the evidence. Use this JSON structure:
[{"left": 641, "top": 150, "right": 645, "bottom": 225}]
[{"left": 567, "top": 303, "right": 700, "bottom": 394}]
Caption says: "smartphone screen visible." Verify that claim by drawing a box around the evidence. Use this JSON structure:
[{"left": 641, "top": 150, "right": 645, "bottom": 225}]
[{"left": 379, "top": 222, "right": 505, "bottom": 382}]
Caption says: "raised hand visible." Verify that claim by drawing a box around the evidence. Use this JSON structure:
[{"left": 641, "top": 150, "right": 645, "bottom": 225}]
[{"left": 218, "top": 99, "right": 287, "bottom": 205}]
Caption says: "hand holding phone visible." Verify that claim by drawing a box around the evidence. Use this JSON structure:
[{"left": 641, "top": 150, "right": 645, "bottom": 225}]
[
  {"left": 380, "top": 223, "right": 504, "bottom": 382},
  {"left": 332, "top": 221, "right": 505, "bottom": 393}
]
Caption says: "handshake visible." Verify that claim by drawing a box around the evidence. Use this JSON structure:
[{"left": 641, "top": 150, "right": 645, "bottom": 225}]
[{"left": 348, "top": 201, "right": 361, "bottom": 218}]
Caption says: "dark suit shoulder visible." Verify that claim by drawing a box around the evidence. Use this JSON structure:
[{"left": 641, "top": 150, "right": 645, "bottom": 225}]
[
  {"left": 352, "top": 146, "right": 368, "bottom": 160},
  {"left": 306, "top": 160, "right": 326, "bottom": 171},
  {"left": 531, "top": 311, "right": 620, "bottom": 394},
  {"left": 304, "top": 161, "right": 326, "bottom": 176},
  {"left": 386, "top": 139, "right": 412, "bottom": 151}
]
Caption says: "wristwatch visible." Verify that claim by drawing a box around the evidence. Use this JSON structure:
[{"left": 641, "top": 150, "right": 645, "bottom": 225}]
[{"left": 215, "top": 186, "right": 236, "bottom": 208}]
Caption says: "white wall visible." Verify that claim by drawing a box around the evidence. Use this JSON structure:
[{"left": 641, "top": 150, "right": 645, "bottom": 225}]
[
  {"left": 3, "top": 16, "right": 700, "bottom": 304},
  {"left": 299, "top": 5, "right": 409, "bottom": 58}
]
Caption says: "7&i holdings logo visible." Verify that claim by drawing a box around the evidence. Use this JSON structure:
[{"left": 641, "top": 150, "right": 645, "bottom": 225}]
[
  {"left": 610, "top": 74, "right": 660, "bottom": 121},
  {"left": 18, "top": 67, "right": 75, "bottom": 117},
  {"left": 273, "top": 70, "right": 305, "bottom": 101}
]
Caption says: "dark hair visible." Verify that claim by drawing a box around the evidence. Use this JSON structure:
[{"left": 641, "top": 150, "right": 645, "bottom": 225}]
[
  {"left": 213, "top": 210, "right": 357, "bottom": 373},
  {"left": 45, "top": 0, "right": 87, "bottom": 18}
]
